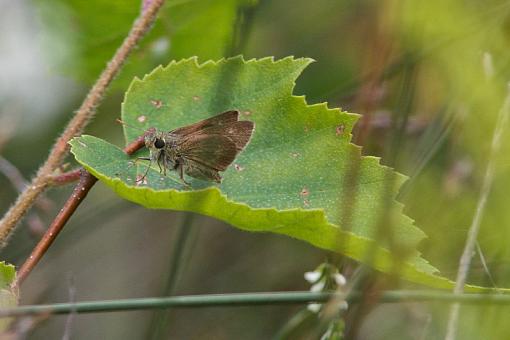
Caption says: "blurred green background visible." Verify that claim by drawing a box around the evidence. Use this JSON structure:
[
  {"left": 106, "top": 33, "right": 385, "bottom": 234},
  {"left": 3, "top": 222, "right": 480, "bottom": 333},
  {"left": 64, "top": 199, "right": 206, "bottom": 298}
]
[{"left": 1, "top": 0, "right": 510, "bottom": 339}]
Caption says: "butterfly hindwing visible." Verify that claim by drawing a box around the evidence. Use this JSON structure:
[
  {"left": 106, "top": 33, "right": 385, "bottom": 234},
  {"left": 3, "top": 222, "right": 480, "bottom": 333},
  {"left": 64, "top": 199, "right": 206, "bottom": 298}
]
[{"left": 178, "top": 134, "right": 238, "bottom": 172}]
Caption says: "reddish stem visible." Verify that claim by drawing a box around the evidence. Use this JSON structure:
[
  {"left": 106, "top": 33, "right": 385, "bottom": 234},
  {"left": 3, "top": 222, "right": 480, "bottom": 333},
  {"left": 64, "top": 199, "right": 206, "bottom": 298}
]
[
  {"left": 13, "top": 136, "right": 145, "bottom": 288},
  {"left": 50, "top": 169, "right": 82, "bottom": 186}
]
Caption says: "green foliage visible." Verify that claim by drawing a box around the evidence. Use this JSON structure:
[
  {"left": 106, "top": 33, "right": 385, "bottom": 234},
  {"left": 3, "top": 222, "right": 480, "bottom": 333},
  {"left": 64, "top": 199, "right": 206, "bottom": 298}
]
[
  {"left": 70, "top": 56, "right": 492, "bottom": 290},
  {"left": 35, "top": 0, "right": 249, "bottom": 84},
  {"left": 0, "top": 262, "right": 17, "bottom": 330},
  {"left": 0, "top": 262, "right": 15, "bottom": 289}
]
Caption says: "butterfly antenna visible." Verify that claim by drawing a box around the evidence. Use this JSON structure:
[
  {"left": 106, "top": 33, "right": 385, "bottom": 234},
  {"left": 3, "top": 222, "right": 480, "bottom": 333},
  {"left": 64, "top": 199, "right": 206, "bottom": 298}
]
[{"left": 116, "top": 118, "right": 146, "bottom": 133}]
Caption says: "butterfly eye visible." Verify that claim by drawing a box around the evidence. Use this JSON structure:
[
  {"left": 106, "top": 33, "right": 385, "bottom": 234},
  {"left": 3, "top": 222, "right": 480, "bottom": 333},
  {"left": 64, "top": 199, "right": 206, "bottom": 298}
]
[{"left": 154, "top": 138, "right": 165, "bottom": 149}]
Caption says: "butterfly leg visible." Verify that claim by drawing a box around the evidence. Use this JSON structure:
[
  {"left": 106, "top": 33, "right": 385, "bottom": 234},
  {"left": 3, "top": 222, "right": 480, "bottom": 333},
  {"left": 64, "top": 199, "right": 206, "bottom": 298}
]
[
  {"left": 175, "top": 159, "right": 191, "bottom": 186},
  {"left": 138, "top": 158, "right": 152, "bottom": 183},
  {"left": 130, "top": 157, "right": 152, "bottom": 182},
  {"left": 180, "top": 166, "right": 191, "bottom": 186},
  {"left": 132, "top": 156, "right": 150, "bottom": 167},
  {"left": 156, "top": 159, "right": 165, "bottom": 176}
]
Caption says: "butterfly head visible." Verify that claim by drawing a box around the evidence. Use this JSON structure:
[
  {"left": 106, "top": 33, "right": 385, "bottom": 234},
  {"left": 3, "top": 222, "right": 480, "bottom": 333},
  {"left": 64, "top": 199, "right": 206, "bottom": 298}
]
[{"left": 144, "top": 128, "right": 167, "bottom": 152}]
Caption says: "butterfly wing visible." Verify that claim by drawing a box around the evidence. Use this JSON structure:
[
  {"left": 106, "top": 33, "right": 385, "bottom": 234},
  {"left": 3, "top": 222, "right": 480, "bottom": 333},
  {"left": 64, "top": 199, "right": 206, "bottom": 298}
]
[
  {"left": 167, "top": 111, "right": 254, "bottom": 182},
  {"left": 170, "top": 110, "right": 240, "bottom": 136},
  {"left": 182, "top": 160, "right": 222, "bottom": 182},
  {"left": 206, "top": 120, "right": 254, "bottom": 152},
  {"left": 170, "top": 110, "right": 255, "bottom": 152},
  {"left": 178, "top": 134, "right": 238, "bottom": 172}
]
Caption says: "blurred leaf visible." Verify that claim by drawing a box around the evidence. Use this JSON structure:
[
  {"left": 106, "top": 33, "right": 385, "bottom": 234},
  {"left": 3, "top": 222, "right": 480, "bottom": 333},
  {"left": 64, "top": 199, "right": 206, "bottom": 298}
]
[
  {"left": 167, "top": 0, "right": 250, "bottom": 60},
  {"left": 0, "top": 261, "right": 18, "bottom": 331},
  {"left": 35, "top": 0, "right": 249, "bottom": 85},
  {"left": 0, "top": 262, "right": 15, "bottom": 289},
  {"left": 69, "top": 56, "right": 497, "bottom": 290}
]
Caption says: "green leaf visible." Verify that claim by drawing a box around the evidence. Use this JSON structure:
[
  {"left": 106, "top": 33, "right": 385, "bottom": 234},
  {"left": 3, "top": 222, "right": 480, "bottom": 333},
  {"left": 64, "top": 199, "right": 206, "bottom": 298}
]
[
  {"left": 0, "top": 261, "right": 18, "bottom": 330},
  {"left": 0, "top": 262, "right": 15, "bottom": 289},
  {"left": 69, "top": 57, "right": 493, "bottom": 290},
  {"left": 35, "top": 0, "right": 249, "bottom": 84}
]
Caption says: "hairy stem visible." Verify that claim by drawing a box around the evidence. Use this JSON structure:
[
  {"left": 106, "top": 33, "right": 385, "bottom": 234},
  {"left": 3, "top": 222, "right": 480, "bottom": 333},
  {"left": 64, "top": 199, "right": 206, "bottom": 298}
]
[
  {"left": 0, "top": 156, "right": 53, "bottom": 237},
  {"left": 0, "top": 0, "right": 166, "bottom": 245}
]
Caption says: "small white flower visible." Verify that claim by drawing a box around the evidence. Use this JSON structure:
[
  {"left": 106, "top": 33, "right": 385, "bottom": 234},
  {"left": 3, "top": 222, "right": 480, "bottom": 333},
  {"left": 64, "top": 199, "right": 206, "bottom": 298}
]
[
  {"left": 307, "top": 303, "right": 322, "bottom": 313},
  {"left": 310, "top": 280, "right": 326, "bottom": 292},
  {"left": 304, "top": 271, "right": 321, "bottom": 283},
  {"left": 333, "top": 273, "right": 347, "bottom": 286}
]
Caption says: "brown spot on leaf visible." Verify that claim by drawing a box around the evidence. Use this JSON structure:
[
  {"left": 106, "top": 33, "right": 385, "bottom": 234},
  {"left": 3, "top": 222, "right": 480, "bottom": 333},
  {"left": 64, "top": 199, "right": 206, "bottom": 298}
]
[
  {"left": 304, "top": 125, "right": 310, "bottom": 133},
  {"left": 300, "top": 187, "right": 309, "bottom": 197},
  {"left": 336, "top": 124, "right": 345, "bottom": 136},
  {"left": 151, "top": 99, "right": 163, "bottom": 108},
  {"left": 137, "top": 115, "right": 147, "bottom": 123},
  {"left": 193, "top": 96, "right": 200, "bottom": 101},
  {"left": 303, "top": 199, "right": 310, "bottom": 207},
  {"left": 242, "top": 110, "right": 252, "bottom": 116},
  {"left": 136, "top": 174, "right": 148, "bottom": 185},
  {"left": 290, "top": 152, "right": 300, "bottom": 158},
  {"left": 234, "top": 164, "right": 244, "bottom": 171}
]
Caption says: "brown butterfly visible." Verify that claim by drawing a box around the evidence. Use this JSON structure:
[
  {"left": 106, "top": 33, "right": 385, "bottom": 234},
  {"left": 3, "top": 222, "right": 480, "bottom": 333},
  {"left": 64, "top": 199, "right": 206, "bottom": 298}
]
[{"left": 138, "top": 110, "right": 254, "bottom": 185}]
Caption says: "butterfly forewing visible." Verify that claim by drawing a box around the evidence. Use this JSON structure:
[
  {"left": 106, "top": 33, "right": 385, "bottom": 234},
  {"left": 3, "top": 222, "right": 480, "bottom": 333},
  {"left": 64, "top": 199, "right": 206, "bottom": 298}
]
[
  {"left": 170, "top": 111, "right": 255, "bottom": 151},
  {"left": 170, "top": 110, "right": 241, "bottom": 136}
]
